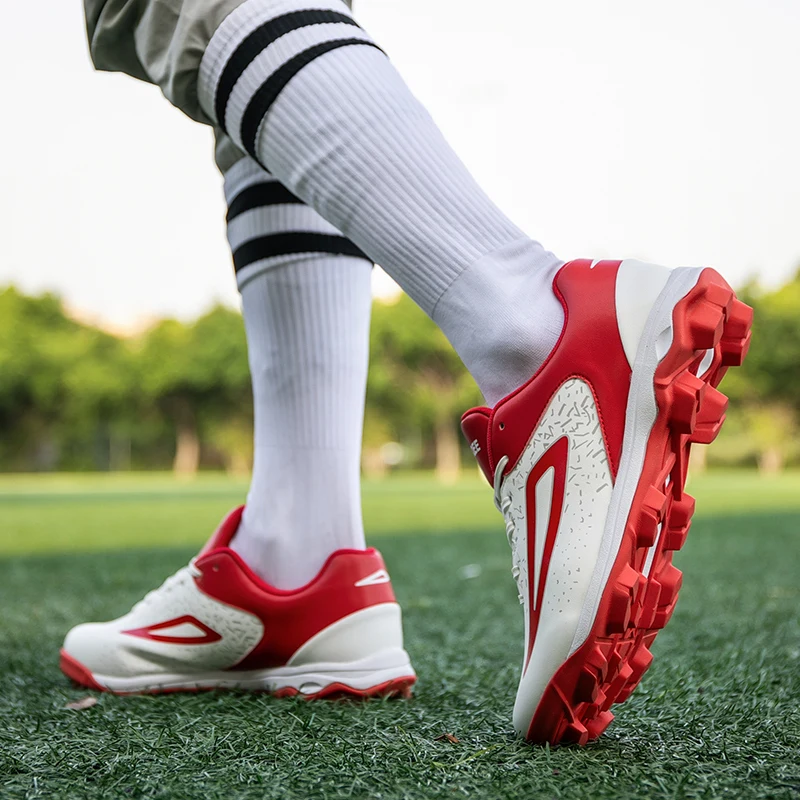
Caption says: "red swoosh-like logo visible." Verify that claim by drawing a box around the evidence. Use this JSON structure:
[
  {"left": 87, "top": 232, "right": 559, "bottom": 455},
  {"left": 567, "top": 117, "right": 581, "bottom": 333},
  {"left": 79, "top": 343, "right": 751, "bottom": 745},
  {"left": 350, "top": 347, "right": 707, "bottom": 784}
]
[
  {"left": 524, "top": 436, "right": 569, "bottom": 671},
  {"left": 122, "top": 615, "right": 222, "bottom": 645}
]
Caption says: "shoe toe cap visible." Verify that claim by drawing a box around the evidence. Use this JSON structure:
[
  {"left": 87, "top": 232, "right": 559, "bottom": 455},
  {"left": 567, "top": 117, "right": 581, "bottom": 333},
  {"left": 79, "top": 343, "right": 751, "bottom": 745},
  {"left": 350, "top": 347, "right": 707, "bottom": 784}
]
[{"left": 62, "top": 622, "right": 133, "bottom": 680}]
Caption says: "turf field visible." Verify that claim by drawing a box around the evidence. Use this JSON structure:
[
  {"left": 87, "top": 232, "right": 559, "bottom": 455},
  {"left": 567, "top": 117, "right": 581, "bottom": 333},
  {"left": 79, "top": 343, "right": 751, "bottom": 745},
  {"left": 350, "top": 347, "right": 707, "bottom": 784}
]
[{"left": 1, "top": 471, "right": 798, "bottom": 799}]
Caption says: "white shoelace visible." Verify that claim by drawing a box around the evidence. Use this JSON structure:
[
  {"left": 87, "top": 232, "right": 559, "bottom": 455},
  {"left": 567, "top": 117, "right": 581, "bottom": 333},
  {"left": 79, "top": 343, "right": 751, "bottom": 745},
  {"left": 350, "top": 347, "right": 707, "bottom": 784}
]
[
  {"left": 493, "top": 456, "right": 524, "bottom": 605},
  {"left": 133, "top": 560, "right": 202, "bottom": 611}
]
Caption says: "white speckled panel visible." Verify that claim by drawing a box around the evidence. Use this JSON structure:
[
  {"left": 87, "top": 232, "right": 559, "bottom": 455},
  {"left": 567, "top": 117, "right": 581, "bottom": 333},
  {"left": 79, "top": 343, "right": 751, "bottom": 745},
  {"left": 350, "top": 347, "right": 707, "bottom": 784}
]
[
  {"left": 497, "top": 378, "right": 613, "bottom": 732},
  {"left": 63, "top": 566, "right": 264, "bottom": 678}
]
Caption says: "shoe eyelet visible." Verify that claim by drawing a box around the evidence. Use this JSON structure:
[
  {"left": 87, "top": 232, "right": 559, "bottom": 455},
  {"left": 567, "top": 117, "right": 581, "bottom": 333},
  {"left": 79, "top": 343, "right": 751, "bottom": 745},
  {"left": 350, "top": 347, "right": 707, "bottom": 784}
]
[
  {"left": 499, "top": 422, "right": 505, "bottom": 431},
  {"left": 212, "top": 563, "right": 220, "bottom": 572}
]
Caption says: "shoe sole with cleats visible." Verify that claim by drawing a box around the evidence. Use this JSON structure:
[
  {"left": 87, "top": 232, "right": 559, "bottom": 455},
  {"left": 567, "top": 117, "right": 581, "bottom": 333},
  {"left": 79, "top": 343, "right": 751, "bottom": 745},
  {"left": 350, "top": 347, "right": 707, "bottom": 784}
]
[{"left": 525, "top": 268, "right": 752, "bottom": 745}]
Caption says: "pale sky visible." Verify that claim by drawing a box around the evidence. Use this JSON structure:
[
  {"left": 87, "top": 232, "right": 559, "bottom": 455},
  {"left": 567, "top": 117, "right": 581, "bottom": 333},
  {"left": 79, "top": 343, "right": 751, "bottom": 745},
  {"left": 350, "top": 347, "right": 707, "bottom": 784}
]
[{"left": 1, "top": 0, "right": 798, "bottom": 330}]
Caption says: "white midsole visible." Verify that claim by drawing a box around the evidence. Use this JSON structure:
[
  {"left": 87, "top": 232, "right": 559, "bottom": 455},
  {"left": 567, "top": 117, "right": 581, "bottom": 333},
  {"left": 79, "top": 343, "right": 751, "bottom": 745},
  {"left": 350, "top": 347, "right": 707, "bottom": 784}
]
[
  {"left": 89, "top": 648, "right": 415, "bottom": 694},
  {"left": 568, "top": 266, "right": 704, "bottom": 655}
]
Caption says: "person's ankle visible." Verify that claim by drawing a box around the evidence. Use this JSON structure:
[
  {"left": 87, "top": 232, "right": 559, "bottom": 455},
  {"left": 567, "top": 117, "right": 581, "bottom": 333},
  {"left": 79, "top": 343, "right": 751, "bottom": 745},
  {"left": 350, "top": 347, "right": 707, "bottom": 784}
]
[{"left": 433, "top": 240, "right": 564, "bottom": 406}]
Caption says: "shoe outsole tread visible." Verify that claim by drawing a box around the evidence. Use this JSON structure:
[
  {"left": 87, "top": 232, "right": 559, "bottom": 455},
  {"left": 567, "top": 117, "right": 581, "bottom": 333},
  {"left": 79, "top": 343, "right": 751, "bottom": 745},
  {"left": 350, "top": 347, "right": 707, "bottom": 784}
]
[{"left": 60, "top": 650, "right": 416, "bottom": 700}]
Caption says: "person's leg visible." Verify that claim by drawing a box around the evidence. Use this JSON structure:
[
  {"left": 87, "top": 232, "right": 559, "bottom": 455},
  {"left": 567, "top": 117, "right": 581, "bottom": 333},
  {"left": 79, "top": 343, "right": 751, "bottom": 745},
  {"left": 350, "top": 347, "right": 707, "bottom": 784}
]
[
  {"left": 87, "top": 0, "right": 564, "bottom": 407},
  {"left": 213, "top": 0, "right": 367, "bottom": 589},
  {"left": 63, "top": 2, "right": 415, "bottom": 699},
  {"left": 88, "top": 0, "right": 376, "bottom": 589},
  {"left": 62, "top": 139, "right": 417, "bottom": 692},
  {"left": 197, "top": 0, "right": 565, "bottom": 407},
  {"left": 222, "top": 153, "right": 371, "bottom": 589},
  {"left": 61, "top": 147, "right": 416, "bottom": 694}
]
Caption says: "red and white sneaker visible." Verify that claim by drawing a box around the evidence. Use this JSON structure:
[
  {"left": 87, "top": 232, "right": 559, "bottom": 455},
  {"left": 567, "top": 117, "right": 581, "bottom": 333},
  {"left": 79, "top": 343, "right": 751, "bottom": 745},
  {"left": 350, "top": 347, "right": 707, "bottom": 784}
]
[
  {"left": 462, "top": 259, "right": 752, "bottom": 745},
  {"left": 60, "top": 507, "right": 416, "bottom": 697}
]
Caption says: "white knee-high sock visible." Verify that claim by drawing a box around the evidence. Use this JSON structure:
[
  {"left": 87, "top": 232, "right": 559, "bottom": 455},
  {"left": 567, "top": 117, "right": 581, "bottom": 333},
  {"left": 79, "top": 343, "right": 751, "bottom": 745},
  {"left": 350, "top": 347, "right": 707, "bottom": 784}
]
[
  {"left": 199, "top": 1, "right": 564, "bottom": 407},
  {"left": 224, "top": 157, "right": 371, "bottom": 589}
]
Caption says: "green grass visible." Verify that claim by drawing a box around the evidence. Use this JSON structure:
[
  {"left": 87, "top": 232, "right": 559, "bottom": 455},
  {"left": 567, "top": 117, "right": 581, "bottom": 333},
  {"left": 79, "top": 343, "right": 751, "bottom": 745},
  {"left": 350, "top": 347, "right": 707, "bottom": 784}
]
[
  {"left": 0, "top": 471, "right": 498, "bottom": 555},
  {"left": 2, "top": 469, "right": 800, "bottom": 555},
  {"left": 1, "top": 472, "right": 799, "bottom": 799}
]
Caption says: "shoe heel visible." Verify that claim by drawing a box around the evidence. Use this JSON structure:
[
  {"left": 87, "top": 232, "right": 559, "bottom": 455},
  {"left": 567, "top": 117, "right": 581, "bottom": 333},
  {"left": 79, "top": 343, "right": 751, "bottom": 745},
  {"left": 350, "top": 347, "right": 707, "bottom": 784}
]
[
  {"left": 287, "top": 603, "right": 408, "bottom": 668},
  {"left": 271, "top": 648, "right": 417, "bottom": 700}
]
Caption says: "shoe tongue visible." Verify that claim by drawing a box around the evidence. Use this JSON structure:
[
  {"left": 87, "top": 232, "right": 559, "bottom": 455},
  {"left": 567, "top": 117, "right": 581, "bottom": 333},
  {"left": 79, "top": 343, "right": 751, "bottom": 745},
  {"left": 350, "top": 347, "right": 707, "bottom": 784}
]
[
  {"left": 199, "top": 506, "right": 245, "bottom": 554},
  {"left": 461, "top": 407, "right": 493, "bottom": 484}
]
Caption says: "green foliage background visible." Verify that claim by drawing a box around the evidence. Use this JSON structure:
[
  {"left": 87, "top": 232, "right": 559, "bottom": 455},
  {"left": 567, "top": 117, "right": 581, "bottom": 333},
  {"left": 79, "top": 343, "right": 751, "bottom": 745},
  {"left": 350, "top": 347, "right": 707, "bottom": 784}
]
[{"left": 1, "top": 269, "right": 799, "bottom": 474}]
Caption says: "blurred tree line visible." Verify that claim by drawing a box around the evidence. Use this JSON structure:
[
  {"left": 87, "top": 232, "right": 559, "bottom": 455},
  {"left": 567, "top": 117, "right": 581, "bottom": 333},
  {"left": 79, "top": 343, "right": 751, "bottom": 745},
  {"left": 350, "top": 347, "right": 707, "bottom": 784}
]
[{"left": 0, "top": 270, "right": 798, "bottom": 477}]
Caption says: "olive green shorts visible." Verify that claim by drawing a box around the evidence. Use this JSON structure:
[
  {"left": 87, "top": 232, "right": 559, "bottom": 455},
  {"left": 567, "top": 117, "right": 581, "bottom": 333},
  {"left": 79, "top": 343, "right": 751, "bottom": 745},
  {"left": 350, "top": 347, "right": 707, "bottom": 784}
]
[{"left": 83, "top": 0, "right": 353, "bottom": 173}]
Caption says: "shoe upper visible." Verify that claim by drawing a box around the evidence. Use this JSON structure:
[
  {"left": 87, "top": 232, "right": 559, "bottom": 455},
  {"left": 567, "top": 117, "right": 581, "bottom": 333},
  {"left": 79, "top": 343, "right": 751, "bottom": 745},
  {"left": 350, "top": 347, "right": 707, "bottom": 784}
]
[
  {"left": 63, "top": 506, "right": 399, "bottom": 678},
  {"left": 461, "top": 258, "right": 674, "bottom": 728},
  {"left": 463, "top": 259, "right": 651, "bottom": 486}
]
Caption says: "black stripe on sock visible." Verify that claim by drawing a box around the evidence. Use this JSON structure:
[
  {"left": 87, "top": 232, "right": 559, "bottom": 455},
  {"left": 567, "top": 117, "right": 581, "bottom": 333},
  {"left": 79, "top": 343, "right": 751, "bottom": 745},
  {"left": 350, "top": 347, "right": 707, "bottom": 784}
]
[
  {"left": 240, "top": 39, "right": 384, "bottom": 159},
  {"left": 215, "top": 10, "right": 360, "bottom": 127},
  {"left": 227, "top": 182, "right": 303, "bottom": 223},
  {"left": 233, "top": 232, "right": 370, "bottom": 271}
]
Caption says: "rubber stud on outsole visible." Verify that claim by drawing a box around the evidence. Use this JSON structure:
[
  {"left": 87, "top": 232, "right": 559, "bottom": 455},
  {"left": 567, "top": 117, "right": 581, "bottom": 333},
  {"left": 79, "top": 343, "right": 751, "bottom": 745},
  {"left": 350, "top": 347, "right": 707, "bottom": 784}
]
[
  {"left": 574, "top": 647, "right": 610, "bottom": 704},
  {"left": 612, "top": 646, "right": 652, "bottom": 706},
  {"left": 657, "top": 563, "right": 683, "bottom": 603},
  {"left": 606, "top": 663, "right": 634, "bottom": 704},
  {"left": 670, "top": 372, "right": 706, "bottom": 434},
  {"left": 651, "top": 565, "right": 683, "bottom": 629},
  {"left": 605, "top": 565, "right": 644, "bottom": 634},
  {"left": 638, "top": 579, "right": 661, "bottom": 630},
  {"left": 702, "top": 282, "right": 734, "bottom": 313},
  {"left": 631, "top": 644, "right": 654, "bottom": 672},
  {"left": 586, "top": 711, "right": 614, "bottom": 739},
  {"left": 663, "top": 495, "right": 695, "bottom": 551},
  {"left": 689, "top": 300, "right": 726, "bottom": 349},
  {"left": 691, "top": 385, "right": 728, "bottom": 444},
  {"left": 720, "top": 300, "right": 754, "bottom": 366},
  {"left": 637, "top": 487, "right": 667, "bottom": 548},
  {"left": 726, "top": 299, "right": 754, "bottom": 338},
  {"left": 624, "top": 645, "right": 655, "bottom": 696},
  {"left": 560, "top": 721, "right": 590, "bottom": 746}
]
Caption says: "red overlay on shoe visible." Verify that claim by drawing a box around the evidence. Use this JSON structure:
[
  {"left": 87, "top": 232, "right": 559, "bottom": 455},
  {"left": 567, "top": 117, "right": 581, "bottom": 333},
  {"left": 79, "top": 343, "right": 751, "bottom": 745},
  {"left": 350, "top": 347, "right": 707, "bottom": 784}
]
[
  {"left": 524, "top": 435, "right": 568, "bottom": 670},
  {"left": 122, "top": 615, "right": 222, "bottom": 645},
  {"left": 461, "top": 408, "right": 492, "bottom": 481},
  {"left": 60, "top": 651, "right": 104, "bottom": 692},
  {"left": 192, "top": 507, "right": 398, "bottom": 670},
  {"left": 463, "top": 259, "right": 630, "bottom": 483}
]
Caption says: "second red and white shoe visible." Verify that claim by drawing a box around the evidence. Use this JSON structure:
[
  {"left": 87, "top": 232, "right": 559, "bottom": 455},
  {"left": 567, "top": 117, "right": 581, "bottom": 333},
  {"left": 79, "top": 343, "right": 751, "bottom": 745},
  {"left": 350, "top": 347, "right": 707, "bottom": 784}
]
[
  {"left": 462, "top": 259, "right": 752, "bottom": 745},
  {"left": 60, "top": 507, "right": 416, "bottom": 698}
]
